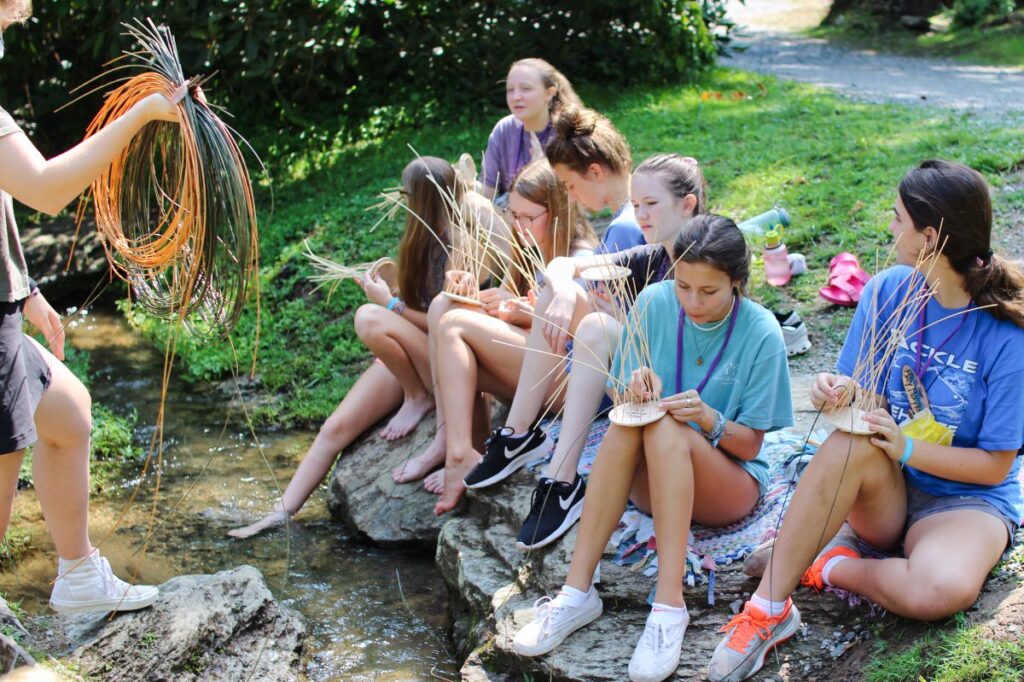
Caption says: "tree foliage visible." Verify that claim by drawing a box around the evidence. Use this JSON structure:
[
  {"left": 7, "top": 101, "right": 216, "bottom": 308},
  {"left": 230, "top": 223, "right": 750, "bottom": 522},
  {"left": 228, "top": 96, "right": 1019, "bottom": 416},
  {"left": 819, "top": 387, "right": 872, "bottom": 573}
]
[{"left": 0, "top": 0, "right": 736, "bottom": 157}]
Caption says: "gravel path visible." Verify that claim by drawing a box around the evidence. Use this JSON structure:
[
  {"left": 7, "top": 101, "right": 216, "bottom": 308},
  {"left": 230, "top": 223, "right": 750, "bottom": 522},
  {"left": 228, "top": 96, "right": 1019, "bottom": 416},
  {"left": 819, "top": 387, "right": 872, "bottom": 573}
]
[{"left": 723, "top": 1, "right": 1024, "bottom": 119}]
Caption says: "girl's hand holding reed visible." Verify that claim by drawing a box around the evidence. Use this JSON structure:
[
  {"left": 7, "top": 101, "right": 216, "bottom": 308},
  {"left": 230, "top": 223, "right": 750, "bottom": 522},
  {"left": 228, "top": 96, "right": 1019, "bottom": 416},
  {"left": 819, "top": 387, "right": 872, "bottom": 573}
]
[
  {"left": 496, "top": 298, "right": 533, "bottom": 326},
  {"left": 810, "top": 372, "right": 856, "bottom": 410},
  {"left": 478, "top": 287, "right": 514, "bottom": 315},
  {"left": 445, "top": 270, "right": 478, "bottom": 298},
  {"left": 23, "top": 292, "right": 66, "bottom": 361},
  {"left": 863, "top": 408, "right": 906, "bottom": 461},
  {"left": 628, "top": 367, "right": 661, "bottom": 404},
  {"left": 357, "top": 273, "right": 393, "bottom": 307},
  {"left": 660, "top": 388, "right": 714, "bottom": 431}
]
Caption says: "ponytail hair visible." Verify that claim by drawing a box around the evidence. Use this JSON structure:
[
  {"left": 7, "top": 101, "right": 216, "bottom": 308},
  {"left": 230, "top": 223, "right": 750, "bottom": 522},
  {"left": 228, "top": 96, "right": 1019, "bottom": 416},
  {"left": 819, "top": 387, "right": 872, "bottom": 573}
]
[
  {"left": 672, "top": 214, "right": 750, "bottom": 295},
  {"left": 633, "top": 154, "right": 708, "bottom": 215},
  {"left": 899, "top": 159, "right": 1024, "bottom": 328},
  {"left": 545, "top": 105, "right": 632, "bottom": 176},
  {"left": 510, "top": 58, "right": 583, "bottom": 117}
]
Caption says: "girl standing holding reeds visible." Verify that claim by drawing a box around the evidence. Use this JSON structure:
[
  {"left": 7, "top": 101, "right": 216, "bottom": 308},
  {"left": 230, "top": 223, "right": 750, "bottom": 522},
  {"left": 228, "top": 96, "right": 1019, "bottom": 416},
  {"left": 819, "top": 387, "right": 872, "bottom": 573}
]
[
  {"left": 0, "top": 1, "right": 183, "bottom": 612},
  {"left": 403, "top": 159, "right": 597, "bottom": 510},
  {"left": 513, "top": 215, "right": 793, "bottom": 682},
  {"left": 709, "top": 160, "right": 1024, "bottom": 682},
  {"left": 229, "top": 156, "right": 508, "bottom": 538},
  {"left": 463, "top": 150, "right": 708, "bottom": 551}
]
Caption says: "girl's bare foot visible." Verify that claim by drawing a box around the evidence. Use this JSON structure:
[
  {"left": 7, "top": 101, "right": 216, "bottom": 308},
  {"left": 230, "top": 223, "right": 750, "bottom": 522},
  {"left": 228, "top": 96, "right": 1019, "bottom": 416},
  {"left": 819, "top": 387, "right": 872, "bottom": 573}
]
[
  {"left": 380, "top": 394, "right": 434, "bottom": 441},
  {"left": 227, "top": 509, "right": 289, "bottom": 539},
  {"left": 392, "top": 431, "right": 446, "bottom": 483},
  {"left": 423, "top": 469, "right": 445, "bottom": 494},
  {"left": 433, "top": 451, "right": 481, "bottom": 515}
]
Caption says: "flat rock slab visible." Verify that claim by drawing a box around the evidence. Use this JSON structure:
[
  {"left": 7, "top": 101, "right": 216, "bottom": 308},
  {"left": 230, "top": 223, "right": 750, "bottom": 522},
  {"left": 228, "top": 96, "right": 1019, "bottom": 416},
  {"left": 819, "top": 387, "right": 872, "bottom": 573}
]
[{"left": 61, "top": 565, "right": 305, "bottom": 681}]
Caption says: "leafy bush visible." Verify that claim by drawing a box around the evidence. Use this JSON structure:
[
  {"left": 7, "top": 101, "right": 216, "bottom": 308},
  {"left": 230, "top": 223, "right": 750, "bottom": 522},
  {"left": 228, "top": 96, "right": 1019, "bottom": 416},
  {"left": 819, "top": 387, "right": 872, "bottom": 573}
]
[
  {"left": 952, "top": 0, "right": 1018, "bottom": 26},
  {"left": 0, "top": 0, "right": 735, "bottom": 159}
]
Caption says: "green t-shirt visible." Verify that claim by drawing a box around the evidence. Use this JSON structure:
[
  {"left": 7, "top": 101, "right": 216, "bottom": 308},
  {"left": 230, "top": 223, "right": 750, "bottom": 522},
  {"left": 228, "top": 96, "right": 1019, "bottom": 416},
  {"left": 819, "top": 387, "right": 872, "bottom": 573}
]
[{"left": 609, "top": 280, "right": 794, "bottom": 491}]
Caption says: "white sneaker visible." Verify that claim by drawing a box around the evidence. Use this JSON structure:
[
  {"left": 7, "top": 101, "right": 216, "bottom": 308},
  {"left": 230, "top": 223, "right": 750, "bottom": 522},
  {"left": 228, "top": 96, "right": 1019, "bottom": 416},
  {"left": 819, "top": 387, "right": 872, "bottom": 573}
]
[
  {"left": 512, "top": 587, "right": 603, "bottom": 657},
  {"left": 628, "top": 607, "right": 689, "bottom": 682},
  {"left": 49, "top": 552, "right": 159, "bottom": 614}
]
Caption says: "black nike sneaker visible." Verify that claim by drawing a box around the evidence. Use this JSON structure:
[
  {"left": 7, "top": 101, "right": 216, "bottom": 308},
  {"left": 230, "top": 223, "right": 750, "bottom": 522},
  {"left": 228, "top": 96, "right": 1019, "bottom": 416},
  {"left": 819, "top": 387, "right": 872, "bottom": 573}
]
[
  {"left": 517, "top": 475, "right": 586, "bottom": 550},
  {"left": 463, "top": 426, "right": 552, "bottom": 490}
]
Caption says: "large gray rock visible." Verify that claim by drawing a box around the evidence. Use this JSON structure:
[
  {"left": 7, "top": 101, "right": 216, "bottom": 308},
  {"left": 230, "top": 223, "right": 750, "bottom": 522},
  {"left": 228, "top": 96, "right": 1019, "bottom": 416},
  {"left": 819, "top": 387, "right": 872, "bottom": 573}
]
[
  {"left": 326, "top": 413, "right": 445, "bottom": 547},
  {"left": 434, "top": 443, "right": 875, "bottom": 681},
  {"left": 64, "top": 565, "right": 304, "bottom": 681},
  {"left": 21, "top": 215, "right": 111, "bottom": 303}
]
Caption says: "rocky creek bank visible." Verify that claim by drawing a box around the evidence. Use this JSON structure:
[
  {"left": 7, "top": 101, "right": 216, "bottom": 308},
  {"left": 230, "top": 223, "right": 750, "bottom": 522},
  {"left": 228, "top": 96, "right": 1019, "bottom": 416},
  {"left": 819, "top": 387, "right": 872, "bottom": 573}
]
[{"left": 326, "top": 382, "right": 1024, "bottom": 681}]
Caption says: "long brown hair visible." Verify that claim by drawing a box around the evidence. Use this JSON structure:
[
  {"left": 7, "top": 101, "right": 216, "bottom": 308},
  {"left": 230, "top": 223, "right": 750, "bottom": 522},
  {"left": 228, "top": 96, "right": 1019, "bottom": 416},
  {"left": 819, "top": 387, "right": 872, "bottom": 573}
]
[
  {"left": 673, "top": 214, "right": 750, "bottom": 295},
  {"left": 509, "top": 58, "right": 583, "bottom": 117},
  {"left": 545, "top": 105, "right": 631, "bottom": 176},
  {"left": 506, "top": 159, "right": 597, "bottom": 295},
  {"left": 397, "top": 156, "right": 461, "bottom": 311},
  {"left": 899, "top": 159, "right": 1024, "bottom": 328}
]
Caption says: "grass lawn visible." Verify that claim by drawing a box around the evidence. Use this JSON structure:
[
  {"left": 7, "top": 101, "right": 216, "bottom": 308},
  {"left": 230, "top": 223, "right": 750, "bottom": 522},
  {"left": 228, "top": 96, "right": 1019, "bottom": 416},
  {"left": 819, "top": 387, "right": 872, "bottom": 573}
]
[
  {"left": 125, "top": 66, "right": 1024, "bottom": 426},
  {"left": 810, "top": 10, "right": 1024, "bottom": 68}
]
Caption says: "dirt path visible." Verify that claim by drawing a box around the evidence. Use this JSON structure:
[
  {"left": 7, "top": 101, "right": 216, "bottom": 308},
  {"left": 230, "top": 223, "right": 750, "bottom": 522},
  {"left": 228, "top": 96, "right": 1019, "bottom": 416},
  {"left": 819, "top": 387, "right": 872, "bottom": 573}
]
[{"left": 724, "top": 0, "right": 1024, "bottom": 120}]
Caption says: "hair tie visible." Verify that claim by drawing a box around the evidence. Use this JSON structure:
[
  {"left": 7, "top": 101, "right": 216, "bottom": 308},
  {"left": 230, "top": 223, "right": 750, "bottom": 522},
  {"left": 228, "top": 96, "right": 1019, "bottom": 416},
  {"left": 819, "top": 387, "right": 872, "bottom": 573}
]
[
  {"left": 976, "top": 248, "right": 993, "bottom": 268},
  {"left": 682, "top": 156, "right": 698, "bottom": 165}
]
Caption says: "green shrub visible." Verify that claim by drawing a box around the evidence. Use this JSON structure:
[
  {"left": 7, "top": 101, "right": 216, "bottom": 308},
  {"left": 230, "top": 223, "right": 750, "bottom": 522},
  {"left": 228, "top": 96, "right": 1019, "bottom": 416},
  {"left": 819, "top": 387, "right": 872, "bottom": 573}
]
[
  {"left": 0, "top": 0, "right": 735, "bottom": 160},
  {"left": 952, "top": 0, "right": 1017, "bottom": 26}
]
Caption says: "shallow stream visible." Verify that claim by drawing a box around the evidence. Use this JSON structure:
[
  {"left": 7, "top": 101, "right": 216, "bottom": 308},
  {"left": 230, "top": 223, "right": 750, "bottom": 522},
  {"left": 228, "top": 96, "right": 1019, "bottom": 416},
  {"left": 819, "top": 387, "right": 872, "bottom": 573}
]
[{"left": 0, "top": 309, "right": 458, "bottom": 681}]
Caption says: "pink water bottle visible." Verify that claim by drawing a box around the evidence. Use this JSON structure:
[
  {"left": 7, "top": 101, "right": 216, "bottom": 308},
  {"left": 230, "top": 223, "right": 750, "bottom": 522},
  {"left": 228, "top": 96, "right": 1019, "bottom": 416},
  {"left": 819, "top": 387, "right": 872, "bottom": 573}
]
[{"left": 763, "top": 226, "right": 791, "bottom": 286}]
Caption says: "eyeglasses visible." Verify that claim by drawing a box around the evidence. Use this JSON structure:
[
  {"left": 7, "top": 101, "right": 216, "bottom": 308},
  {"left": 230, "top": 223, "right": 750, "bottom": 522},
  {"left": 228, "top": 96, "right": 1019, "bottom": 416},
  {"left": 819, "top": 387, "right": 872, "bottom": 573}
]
[{"left": 510, "top": 209, "right": 547, "bottom": 228}]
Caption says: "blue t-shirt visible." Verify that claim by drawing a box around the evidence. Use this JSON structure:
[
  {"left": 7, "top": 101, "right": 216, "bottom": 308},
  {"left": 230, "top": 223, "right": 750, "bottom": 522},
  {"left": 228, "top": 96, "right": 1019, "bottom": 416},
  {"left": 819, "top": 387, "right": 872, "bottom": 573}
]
[
  {"left": 596, "top": 202, "right": 645, "bottom": 255},
  {"left": 837, "top": 265, "right": 1024, "bottom": 523},
  {"left": 609, "top": 281, "right": 794, "bottom": 491}
]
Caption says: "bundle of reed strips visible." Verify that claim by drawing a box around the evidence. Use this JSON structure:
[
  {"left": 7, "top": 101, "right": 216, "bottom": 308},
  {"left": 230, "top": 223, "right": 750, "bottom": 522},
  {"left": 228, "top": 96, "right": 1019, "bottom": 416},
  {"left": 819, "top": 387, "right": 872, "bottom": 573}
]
[{"left": 75, "top": 19, "right": 259, "bottom": 338}]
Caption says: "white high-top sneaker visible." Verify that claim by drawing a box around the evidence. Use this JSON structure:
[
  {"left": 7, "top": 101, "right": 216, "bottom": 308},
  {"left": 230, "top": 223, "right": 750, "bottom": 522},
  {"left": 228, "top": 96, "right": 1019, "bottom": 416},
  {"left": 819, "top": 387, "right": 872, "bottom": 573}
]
[{"left": 49, "top": 552, "right": 159, "bottom": 614}]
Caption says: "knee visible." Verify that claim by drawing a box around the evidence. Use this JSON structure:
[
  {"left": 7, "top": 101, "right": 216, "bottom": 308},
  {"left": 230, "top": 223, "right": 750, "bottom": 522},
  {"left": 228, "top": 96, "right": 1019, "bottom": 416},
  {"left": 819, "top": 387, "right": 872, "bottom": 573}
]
[
  {"left": 819, "top": 432, "right": 890, "bottom": 470},
  {"left": 644, "top": 419, "right": 700, "bottom": 461},
  {"left": 319, "top": 410, "right": 356, "bottom": 444},
  {"left": 573, "top": 313, "right": 616, "bottom": 356},
  {"left": 902, "top": 569, "right": 979, "bottom": 620},
  {"left": 354, "top": 303, "right": 388, "bottom": 341},
  {"left": 427, "top": 293, "right": 452, "bottom": 329}
]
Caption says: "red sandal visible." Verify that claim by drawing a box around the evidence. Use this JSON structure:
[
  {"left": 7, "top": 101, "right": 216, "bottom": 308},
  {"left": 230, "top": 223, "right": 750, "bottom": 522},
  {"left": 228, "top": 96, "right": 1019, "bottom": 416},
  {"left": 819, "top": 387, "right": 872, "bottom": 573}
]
[{"left": 819, "top": 252, "right": 869, "bottom": 307}]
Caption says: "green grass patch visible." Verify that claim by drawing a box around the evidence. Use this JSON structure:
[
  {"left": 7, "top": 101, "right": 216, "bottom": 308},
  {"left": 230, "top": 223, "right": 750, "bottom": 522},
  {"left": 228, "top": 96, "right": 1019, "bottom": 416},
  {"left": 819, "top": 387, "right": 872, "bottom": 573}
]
[
  {"left": 867, "top": 623, "right": 1024, "bottom": 681},
  {"left": 124, "top": 67, "right": 1024, "bottom": 426},
  {"left": 811, "top": 10, "right": 1024, "bottom": 68}
]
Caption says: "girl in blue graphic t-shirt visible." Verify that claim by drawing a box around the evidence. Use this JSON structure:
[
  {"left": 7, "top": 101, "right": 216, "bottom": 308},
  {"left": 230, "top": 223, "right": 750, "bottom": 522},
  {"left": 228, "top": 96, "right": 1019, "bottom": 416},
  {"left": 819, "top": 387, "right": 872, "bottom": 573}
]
[
  {"left": 512, "top": 214, "right": 794, "bottom": 682},
  {"left": 710, "top": 160, "right": 1024, "bottom": 682}
]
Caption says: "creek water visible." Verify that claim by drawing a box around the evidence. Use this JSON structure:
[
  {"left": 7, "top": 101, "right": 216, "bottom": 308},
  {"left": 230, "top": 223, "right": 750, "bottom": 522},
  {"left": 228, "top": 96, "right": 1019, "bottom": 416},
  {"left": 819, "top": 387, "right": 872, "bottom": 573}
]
[{"left": 0, "top": 309, "right": 458, "bottom": 681}]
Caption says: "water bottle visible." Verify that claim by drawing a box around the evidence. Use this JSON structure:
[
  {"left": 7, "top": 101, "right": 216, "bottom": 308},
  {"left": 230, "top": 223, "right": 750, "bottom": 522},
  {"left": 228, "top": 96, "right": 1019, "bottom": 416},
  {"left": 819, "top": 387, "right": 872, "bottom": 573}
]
[
  {"left": 738, "top": 207, "right": 790, "bottom": 237},
  {"left": 763, "top": 226, "right": 792, "bottom": 287}
]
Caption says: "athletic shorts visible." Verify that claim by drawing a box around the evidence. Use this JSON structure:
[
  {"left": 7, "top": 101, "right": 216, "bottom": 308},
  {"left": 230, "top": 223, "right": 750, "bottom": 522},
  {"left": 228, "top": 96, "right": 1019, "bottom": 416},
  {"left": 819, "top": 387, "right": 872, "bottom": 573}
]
[
  {"left": 0, "top": 299, "right": 53, "bottom": 453},
  {"left": 905, "top": 484, "right": 1019, "bottom": 548}
]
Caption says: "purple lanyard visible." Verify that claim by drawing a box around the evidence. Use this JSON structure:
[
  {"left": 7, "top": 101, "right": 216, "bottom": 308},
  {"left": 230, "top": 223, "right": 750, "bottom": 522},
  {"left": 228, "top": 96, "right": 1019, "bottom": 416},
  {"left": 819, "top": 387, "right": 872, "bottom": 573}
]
[
  {"left": 914, "top": 299, "right": 972, "bottom": 381},
  {"left": 675, "top": 296, "right": 740, "bottom": 395}
]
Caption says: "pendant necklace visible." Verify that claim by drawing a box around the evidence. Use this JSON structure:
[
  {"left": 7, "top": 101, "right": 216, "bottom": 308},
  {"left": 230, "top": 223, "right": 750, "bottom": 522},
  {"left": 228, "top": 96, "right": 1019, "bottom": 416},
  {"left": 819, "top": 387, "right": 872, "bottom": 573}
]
[
  {"left": 675, "top": 296, "right": 740, "bottom": 393},
  {"left": 688, "top": 297, "right": 735, "bottom": 365}
]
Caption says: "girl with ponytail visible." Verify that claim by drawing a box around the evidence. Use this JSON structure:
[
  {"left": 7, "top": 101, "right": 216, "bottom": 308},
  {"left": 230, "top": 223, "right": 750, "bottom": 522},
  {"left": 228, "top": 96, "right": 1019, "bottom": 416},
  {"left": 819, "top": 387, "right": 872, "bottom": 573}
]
[{"left": 709, "top": 160, "right": 1024, "bottom": 682}]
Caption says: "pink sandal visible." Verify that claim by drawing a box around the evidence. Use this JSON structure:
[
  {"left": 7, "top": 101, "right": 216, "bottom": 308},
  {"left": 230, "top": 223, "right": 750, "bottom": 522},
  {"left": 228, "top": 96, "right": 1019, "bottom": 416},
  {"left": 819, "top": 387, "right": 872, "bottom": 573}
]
[{"left": 819, "top": 252, "right": 869, "bottom": 307}]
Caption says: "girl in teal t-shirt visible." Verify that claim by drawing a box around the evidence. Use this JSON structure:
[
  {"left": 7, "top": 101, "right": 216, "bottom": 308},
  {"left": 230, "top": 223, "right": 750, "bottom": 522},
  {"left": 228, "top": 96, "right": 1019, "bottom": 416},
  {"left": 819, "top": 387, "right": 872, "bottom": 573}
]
[{"left": 512, "top": 214, "right": 793, "bottom": 681}]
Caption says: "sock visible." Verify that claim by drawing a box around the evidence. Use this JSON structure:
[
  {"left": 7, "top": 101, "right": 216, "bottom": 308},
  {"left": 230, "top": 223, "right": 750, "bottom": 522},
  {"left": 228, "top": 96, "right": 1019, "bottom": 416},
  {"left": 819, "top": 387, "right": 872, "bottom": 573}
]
[
  {"left": 558, "top": 584, "right": 590, "bottom": 608},
  {"left": 821, "top": 554, "right": 852, "bottom": 586},
  {"left": 649, "top": 602, "right": 688, "bottom": 625},
  {"left": 751, "top": 593, "right": 788, "bottom": 618},
  {"left": 59, "top": 551, "right": 96, "bottom": 574}
]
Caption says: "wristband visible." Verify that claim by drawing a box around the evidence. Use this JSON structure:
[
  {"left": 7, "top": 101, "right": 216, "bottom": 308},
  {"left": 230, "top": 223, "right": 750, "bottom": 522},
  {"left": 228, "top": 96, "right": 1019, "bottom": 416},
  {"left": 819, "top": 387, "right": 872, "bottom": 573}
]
[
  {"left": 386, "top": 296, "right": 402, "bottom": 312},
  {"left": 701, "top": 410, "right": 726, "bottom": 448},
  {"left": 899, "top": 437, "right": 914, "bottom": 465}
]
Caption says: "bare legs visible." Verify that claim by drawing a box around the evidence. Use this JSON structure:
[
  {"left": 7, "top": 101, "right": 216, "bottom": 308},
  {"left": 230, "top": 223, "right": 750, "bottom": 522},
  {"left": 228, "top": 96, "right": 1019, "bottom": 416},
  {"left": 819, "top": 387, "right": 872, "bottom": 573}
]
[
  {"left": 230, "top": 304, "right": 430, "bottom": 538},
  {"left": 565, "top": 418, "right": 760, "bottom": 607},
  {"left": 433, "top": 307, "right": 532, "bottom": 515},
  {"left": 755, "top": 431, "right": 1007, "bottom": 619},
  {"left": 0, "top": 340, "right": 93, "bottom": 561}
]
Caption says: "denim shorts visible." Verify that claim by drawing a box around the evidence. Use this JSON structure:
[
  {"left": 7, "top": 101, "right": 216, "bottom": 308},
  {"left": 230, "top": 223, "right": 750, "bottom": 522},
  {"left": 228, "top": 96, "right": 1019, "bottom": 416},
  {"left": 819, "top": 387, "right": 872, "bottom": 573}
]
[{"left": 906, "top": 484, "right": 1019, "bottom": 548}]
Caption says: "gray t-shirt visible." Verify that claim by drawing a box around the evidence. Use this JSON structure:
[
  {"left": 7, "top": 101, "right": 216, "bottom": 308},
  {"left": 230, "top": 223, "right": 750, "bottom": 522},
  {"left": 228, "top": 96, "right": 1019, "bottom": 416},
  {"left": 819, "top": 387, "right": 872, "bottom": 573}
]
[{"left": 0, "top": 107, "right": 31, "bottom": 302}]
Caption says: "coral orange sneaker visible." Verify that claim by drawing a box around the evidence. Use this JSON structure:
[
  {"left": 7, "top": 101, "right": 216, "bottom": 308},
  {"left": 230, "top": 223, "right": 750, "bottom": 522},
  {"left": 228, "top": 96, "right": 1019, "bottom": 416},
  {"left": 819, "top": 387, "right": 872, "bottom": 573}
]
[
  {"left": 707, "top": 599, "right": 801, "bottom": 682},
  {"left": 800, "top": 523, "right": 861, "bottom": 591}
]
